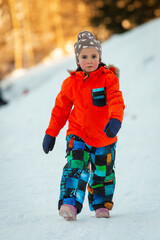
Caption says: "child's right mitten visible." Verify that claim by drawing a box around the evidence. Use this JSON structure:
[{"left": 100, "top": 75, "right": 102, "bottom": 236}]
[{"left": 42, "top": 134, "right": 56, "bottom": 154}]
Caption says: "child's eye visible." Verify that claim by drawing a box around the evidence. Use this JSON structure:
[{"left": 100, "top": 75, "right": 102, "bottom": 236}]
[
  {"left": 82, "top": 55, "right": 87, "bottom": 59},
  {"left": 92, "top": 55, "right": 97, "bottom": 59}
]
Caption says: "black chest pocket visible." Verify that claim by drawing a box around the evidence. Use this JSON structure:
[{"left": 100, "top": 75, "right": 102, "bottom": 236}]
[{"left": 92, "top": 87, "right": 106, "bottom": 107}]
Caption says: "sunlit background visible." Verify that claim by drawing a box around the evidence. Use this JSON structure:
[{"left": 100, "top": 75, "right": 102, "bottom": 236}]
[{"left": 0, "top": 0, "right": 160, "bottom": 79}]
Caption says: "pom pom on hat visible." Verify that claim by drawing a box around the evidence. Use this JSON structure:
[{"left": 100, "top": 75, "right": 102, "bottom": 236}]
[{"left": 74, "top": 31, "right": 102, "bottom": 63}]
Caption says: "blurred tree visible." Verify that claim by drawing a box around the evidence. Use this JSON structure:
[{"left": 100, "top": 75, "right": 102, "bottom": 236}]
[
  {"left": 6, "top": 0, "right": 34, "bottom": 69},
  {"left": 52, "top": 0, "right": 65, "bottom": 52},
  {"left": 83, "top": 0, "right": 160, "bottom": 34},
  {"left": 0, "top": 0, "right": 13, "bottom": 78},
  {"left": 8, "top": 0, "right": 23, "bottom": 69},
  {"left": 22, "top": 0, "right": 34, "bottom": 67}
]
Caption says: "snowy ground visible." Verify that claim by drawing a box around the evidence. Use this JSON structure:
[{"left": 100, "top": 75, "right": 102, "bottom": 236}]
[{"left": 0, "top": 18, "right": 160, "bottom": 240}]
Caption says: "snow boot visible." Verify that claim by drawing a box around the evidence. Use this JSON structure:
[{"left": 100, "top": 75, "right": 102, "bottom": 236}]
[
  {"left": 95, "top": 208, "right": 110, "bottom": 218},
  {"left": 59, "top": 204, "right": 77, "bottom": 221}
]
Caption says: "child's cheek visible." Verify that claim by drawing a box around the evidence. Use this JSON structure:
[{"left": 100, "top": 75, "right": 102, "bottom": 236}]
[
  {"left": 93, "top": 60, "right": 99, "bottom": 68},
  {"left": 80, "top": 60, "right": 86, "bottom": 68}
]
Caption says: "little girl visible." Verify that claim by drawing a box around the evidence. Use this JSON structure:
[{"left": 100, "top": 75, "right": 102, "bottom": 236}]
[{"left": 42, "top": 31, "right": 125, "bottom": 221}]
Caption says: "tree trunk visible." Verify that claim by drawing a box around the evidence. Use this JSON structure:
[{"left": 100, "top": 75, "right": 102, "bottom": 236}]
[
  {"left": 52, "top": 0, "right": 65, "bottom": 53},
  {"left": 8, "top": 0, "right": 23, "bottom": 69},
  {"left": 22, "top": 0, "right": 34, "bottom": 67}
]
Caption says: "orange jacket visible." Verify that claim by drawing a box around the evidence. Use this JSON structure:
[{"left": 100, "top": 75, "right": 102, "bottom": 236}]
[{"left": 46, "top": 66, "right": 125, "bottom": 147}]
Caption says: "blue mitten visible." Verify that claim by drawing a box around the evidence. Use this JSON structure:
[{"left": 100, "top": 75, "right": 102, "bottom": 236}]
[
  {"left": 42, "top": 134, "right": 56, "bottom": 154},
  {"left": 104, "top": 118, "right": 121, "bottom": 138}
]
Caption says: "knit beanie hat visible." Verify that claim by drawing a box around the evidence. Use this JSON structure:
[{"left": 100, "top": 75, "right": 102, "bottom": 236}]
[{"left": 74, "top": 31, "right": 102, "bottom": 63}]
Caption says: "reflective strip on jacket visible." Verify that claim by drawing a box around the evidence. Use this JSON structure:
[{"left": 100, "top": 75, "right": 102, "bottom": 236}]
[{"left": 46, "top": 66, "right": 125, "bottom": 147}]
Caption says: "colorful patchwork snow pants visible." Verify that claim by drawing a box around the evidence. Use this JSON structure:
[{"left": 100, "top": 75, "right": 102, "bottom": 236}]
[{"left": 58, "top": 135, "right": 117, "bottom": 214}]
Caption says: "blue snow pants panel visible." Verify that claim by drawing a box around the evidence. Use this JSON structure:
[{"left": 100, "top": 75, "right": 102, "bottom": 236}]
[{"left": 58, "top": 135, "right": 90, "bottom": 214}]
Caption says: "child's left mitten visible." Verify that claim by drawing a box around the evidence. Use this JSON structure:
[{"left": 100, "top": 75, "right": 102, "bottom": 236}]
[{"left": 104, "top": 118, "right": 121, "bottom": 138}]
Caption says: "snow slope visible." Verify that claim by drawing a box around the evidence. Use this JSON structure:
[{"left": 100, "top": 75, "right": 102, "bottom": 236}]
[{"left": 0, "top": 18, "right": 160, "bottom": 240}]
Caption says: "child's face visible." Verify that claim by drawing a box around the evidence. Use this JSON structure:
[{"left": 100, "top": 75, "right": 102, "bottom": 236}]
[{"left": 78, "top": 48, "right": 100, "bottom": 73}]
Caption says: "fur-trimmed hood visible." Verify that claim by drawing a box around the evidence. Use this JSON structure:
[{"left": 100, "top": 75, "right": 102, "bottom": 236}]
[{"left": 107, "top": 64, "right": 120, "bottom": 79}]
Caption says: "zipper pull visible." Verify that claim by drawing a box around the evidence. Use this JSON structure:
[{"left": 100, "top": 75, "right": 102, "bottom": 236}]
[{"left": 83, "top": 73, "right": 89, "bottom": 82}]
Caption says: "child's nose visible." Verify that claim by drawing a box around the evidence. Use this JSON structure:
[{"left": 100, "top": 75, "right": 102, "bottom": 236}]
[{"left": 87, "top": 57, "right": 92, "bottom": 63}]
